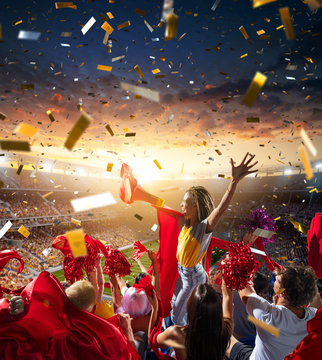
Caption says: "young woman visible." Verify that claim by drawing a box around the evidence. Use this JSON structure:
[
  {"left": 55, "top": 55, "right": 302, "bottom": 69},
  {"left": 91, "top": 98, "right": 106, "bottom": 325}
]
[
  {"left": 148, "top": 282, "right": 233, "bottom": 360},
  {"left": 171, "top": 153, "right": 257, "bottom": 325}
]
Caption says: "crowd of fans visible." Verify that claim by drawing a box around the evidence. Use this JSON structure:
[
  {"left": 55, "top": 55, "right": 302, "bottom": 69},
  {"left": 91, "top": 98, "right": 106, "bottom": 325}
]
[{"left": 0, "top": 167, "right": 321, "bottom": 359}]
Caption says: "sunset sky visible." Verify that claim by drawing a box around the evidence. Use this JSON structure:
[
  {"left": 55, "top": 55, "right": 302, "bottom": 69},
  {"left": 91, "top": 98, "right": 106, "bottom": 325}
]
[{"left": 0, "top": 0, "right": 321, "bottom": 180}]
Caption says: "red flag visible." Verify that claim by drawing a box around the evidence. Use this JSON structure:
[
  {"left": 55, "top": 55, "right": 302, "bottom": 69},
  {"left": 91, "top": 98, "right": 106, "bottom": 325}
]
[{"left": 0, "top": 271, "right": 140, "bottom": 359}]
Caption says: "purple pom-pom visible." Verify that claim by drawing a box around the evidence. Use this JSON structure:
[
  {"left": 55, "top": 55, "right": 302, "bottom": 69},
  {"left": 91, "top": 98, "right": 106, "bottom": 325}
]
[{"left": 240, "top": 209, "right": 278, "bottom": 246}]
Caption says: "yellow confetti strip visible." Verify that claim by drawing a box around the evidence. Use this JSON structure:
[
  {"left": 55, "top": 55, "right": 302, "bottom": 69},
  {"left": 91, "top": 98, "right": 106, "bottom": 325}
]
[
  {"left": 181, "top": 163, "right": 184, "bottom": 175},
  {"left": 276, "top": 288, "right": 285, "bottom": 296},
  {"left": 55, "top": 2, "right": 77, "bottom": 9},
  {"left": 106, "top": 163, "right": 113, "bottom": 172},
  {"left": 18, "top": 225, "right": 30, "bottom": 238},
  {"left": 240, "top": 53, "right": 248, "bottom": 59},
  {"left": 42, "top": 191, "right": 53, "bottom": 199},
  {"left": 97, "top": 64, "right": 112, "bottom": 72},
  {"left": 178, "top": 33, "right": 186, "bottom": 41},
  {"left": 242, "top": 71, "right": 267, "bottom": 107},
  {"left": 279, "top": 7, "right": 295, "bottom": 40},
  {"left": 66, "top": 229, "right": 87, "bottom": 257},
  {"left": 107, "top": 12, "right": 114, "bottom": 19},
  {"left": 152, "top": 68, "right": 160, "bottom": 74},
  {"left": 274, "top": 216, "right": 281, "bottom": 221},
  {"left": 15, "top": 123, "right": 38, "bottom": 137},
  {"left": 247, "top": 315, "right": 280, "bottom": 337},
  {"left": 300, "top": 128, "right": 317, "bottom": 157},
  {"left": 117, "top": 21, "right": 131, "bottom": 30},
  {"left": 309, "top": 188, "right": 317, "bottom": 193},
  {"left": 276, "top": 25, "right": 284, "bottom": 30},
  {"left": 0, "top": 140, "right": 30, "bottom": 152},
  {"left": 14, "top": 20, "right": 23, "bottom": 26},
  {"left": 153, "top": 159, "right": 162, "bottom": 170},
  {"left": 298, "top": 144, "right": 313, "bottom": 180},
  {"left": 257, "top": 29, "right": 265, "bottom": 35},
  {"left": 71, "top": 218, "right": 81, "bottom": 226},
  {"left": 165, "top": 12, "right": 178, "bottom": 40},
  {"left": 253, "top": 0, "right": 277, "bottom": 8},
  {"left": 101, "top": 21, "right": 114, "bottom": 34},
  {"left": 46, "top": 110, "right": 55, "bottom": 122},
  {"left": 288, "top": 216, "right": 309, "bottom": 235},
  {"left": 64, "top": 112, "right": 92, "bottom": 151},
  {"left": 134, "top": 65, "right": 144, "bottom": 78},
  {"left": 239, "top": 26, "right": 249, "bottom": 40}
]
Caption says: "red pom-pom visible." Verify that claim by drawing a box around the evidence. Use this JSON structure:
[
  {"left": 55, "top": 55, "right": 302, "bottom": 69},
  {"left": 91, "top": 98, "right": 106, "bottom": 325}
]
[
  {"left": 133, "top": 241, "right": 148, "bottom": 260},
  {"left": 104, "top": 246, "right": 131, "bottom": 276},
  {"left": 220, "top": 242, "right": 260, "bottom": 291},
  {"left": 64, "top": 254, "right": 85, "bottom": 284}
]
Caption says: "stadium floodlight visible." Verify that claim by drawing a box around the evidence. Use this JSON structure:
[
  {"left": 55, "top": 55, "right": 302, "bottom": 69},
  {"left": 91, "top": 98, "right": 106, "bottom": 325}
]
[
  {"left": 184, "top": 175, "right": 191, "bottom": 180},
  {"left": 284, "top": 169, "right": 292, "bottom": 175}
]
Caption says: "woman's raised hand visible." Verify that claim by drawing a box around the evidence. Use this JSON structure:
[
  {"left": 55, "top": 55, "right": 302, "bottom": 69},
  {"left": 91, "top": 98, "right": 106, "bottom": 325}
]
[{"left": 231, "top": 153, "right": 258, "bottom": 182}]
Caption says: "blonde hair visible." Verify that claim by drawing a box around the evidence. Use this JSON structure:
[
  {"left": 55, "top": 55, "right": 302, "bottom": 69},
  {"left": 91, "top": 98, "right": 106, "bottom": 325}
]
[{"left": 65, "top": 280, "right": 96, "bottom": 311}]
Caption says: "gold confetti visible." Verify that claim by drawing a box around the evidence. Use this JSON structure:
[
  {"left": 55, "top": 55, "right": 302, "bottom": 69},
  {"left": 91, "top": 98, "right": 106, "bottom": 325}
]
[
  {"left": 253, "top": 0, "right": 277, "bottom": 8},
  {"left": 106, "top": 163, "right": 113, "bottom": 172},
  {"left": 298, "top": 144, "right": 313, "bottom": 180},
  {"left": 247, "top": 315, "right": 279, "bottom": 336},
  {"left": 18, "top": 225, "right": 30, "bottom": 238},
  {"left": 0, "top": 112, "right": 6, "bottom": 120},
  {"left": 276, "top": 287, "right": 285, "bottom": 295},
  {"left": 134, "top": 65, "right": 144, "bottom": 78},
  {"left": 257, "top": 30, "right": 265, "bottom": 35},
  {"left": 242, "top": 71, "right": 267, "bottom": 107},
  {"left": 247, "top": 117, "right": 260, "bottom": 123},
  {"left": 46, "top": 110, "right": 55, "bottom": 122},
  {"left": 153, "top": 159, "right": 162, "bottom": 170},
  {"left": 0, "top": 140, "right": 30, "bottom": 152},
  {"left": 14, "top": 20, "right": 23, "bottom": 26},
  {"left": 279, "top": 7, "right": 295, "bottom": 40},
  {"left": 15, "top": 123, "right": 38, "bottom": 137},
  {"left": 288, "top": 216, "right": 309, "bottom": 234},
  {"left": 239, "top": 26, "right": 249, "bottom": 40},
  {"left": 66, "top": 229, "right": 87, "bottom": 257},
  {"left": 215, "top": 149, "right": 222, "bottom": 155},
  {"left": 105, "top": 124, "right": 114, "bottom": 136},
  {"left": 276, "top": 25, "right": 284, "bottom": 30},
  {"left": 42, "top": 191, "right": 53, "bottom": 199},
  {"left": 152, "top": 68, "right": 160, "bottom": 74},
  {"left": 16, "top": 164, "right": 23, "bottom": 175},
  {"left": 101, "top": 21, "right": 114, "bottom": 34},
  {"left": 117, "top": 21, "right": 131, "bottom": 30},
  {"left": 274, "top": 216, "right": 281, "bottom": 221},
  {"left": 64, "top": 112, "right": 91, "bottom": 151},
  {"left": 178, "top": 33, "right": 186, "bottom": 41},
  {"left": 134, "top": 8, "right": 146, "bottom": 16},
  {"left": 107, "top": 12, "right": 114, "bottom": 19},
  {"left": 181, "top": 163, "right": 184, "bottom": 175},
  {"left": 300, "top": 128, "right": 317, "bottom": 158},
  {"left": 55, "top": 2, "right": 77, "bottom": 9},
  {"left": 240, "top": 53, "right": 248, "bottom": 59},
  {"left": 97, "top": 64, "right": 112, "bottom": 71},
  {"left": 21, "top": 84, "right": 34, "bottom": 90},
  {"left": 71, "top": 218, "right": 81, "bottom": 226},
  {"left": 165, "top": 11, "right": 178, "bottom": 40},
  {"left": 144, "top": 20, "right": 154, "bottom": 32}
]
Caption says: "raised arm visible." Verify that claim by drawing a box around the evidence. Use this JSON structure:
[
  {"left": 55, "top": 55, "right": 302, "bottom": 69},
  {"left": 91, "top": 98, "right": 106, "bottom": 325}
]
[
  {"left": 207, "top": 153, "right": 258, "bottom": 232},
  {"left": 135, "top": 257, "right": 148, "bottom": 273},
  {"left": 148, "top": 250, "right": 161, "bottom": 298},
  {"left": 222, "top": 280, "right": 234, "bottom": 323},
  {"left": 87, "top": 255, "right": 104, "bottom": 303},
  {"left": 110, "top": 274, "right": 123, "bottom": 311}
]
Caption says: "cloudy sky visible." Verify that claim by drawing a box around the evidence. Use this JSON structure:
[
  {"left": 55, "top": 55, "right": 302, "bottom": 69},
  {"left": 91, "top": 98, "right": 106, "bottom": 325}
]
[{"left": 0, "top": 0, "right": 321, "bottom": 179}]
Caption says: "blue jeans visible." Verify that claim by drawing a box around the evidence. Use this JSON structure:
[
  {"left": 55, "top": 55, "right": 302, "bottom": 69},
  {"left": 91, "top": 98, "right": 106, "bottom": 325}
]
[{"left": 170, "top": 263, "right": 206, "bottom": 326}]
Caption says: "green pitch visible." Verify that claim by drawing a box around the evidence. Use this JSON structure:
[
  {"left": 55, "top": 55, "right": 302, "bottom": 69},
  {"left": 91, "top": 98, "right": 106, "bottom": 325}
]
[{"left": 52, "top": 240, "right": 159, "bottom": 296}]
